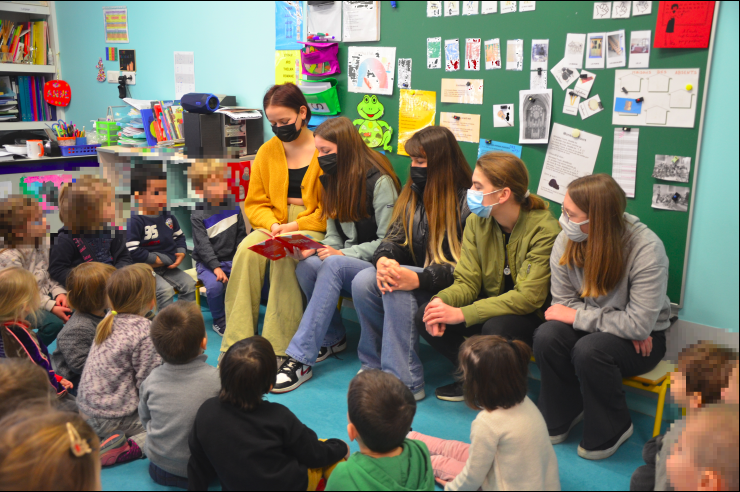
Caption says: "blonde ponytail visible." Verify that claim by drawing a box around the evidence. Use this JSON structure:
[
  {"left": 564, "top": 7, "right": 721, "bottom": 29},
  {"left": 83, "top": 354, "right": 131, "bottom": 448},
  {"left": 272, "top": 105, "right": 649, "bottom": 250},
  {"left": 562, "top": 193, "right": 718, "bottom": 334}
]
[{"left": 95, "top": 264, "right": 156, "bottom": 345}]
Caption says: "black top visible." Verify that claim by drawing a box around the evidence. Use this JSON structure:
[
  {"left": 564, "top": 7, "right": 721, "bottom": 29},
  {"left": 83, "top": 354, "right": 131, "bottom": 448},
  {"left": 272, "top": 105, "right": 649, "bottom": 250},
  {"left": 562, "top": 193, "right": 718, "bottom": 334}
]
[
  {"left": 287, "top": 166, "right": 308, "bottom": 199},
  {"left": 188, "top": 398, "right": 347, "bottom": 491},
  {"left": 503, "top": 232, "right": 514, "bottom": 293}
]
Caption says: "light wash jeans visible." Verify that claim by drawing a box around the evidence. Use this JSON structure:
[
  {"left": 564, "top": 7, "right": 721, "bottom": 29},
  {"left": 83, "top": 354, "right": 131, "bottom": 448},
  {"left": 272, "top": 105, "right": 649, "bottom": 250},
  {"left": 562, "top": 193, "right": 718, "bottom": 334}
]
[
  {"left": 153, "top": 267, "right": 196, "bottom": 310},
  {"left": 352, "top": 266, "right": 432, "bottom": 393},
  {"left": 287, "top": 255, "right": 372, "bottom": 366}
]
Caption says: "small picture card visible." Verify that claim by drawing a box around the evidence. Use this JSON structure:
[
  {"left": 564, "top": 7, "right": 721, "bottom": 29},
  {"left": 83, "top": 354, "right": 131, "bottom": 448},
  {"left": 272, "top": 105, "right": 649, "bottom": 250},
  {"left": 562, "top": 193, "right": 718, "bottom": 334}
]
[{"left": 493, "top": 103, "right": 515, "bottom": 127}]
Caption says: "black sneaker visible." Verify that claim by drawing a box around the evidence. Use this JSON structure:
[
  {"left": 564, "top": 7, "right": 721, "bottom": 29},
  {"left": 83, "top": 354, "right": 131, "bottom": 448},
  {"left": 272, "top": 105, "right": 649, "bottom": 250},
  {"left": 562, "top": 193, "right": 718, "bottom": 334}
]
[
  {"left": 271, "top": 358, "right": 312, "bottom": 394},
  {"left": 316, "top": 336, "right": 348, "bottom": 363},
  {"left": 435, "top": 381, "right": 464, "bottom": 402}
]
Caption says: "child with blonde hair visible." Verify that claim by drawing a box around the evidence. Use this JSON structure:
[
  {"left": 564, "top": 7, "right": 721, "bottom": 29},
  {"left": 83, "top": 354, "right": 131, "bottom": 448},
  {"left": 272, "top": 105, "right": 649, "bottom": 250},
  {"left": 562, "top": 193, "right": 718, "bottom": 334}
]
[
  {"left": 0, "top": 195, "right": 70, "bottom": 345},
  {"left": 49, "top": 175, "right": 132, "bottom": 288},
  {"left": 77, "top": 263, "right": 162, "bottom": 466}
]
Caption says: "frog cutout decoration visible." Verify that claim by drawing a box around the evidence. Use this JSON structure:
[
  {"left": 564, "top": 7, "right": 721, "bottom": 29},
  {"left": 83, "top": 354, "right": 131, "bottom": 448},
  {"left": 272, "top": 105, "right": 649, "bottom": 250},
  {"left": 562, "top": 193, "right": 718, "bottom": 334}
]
[{"left": 353, "top": 95, "right": 393, "bottom": 152}]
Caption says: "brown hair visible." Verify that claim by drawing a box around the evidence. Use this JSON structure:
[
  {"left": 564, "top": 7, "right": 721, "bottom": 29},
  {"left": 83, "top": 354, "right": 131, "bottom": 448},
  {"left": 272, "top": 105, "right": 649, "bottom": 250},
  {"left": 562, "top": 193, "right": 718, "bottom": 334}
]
[
  {"left": 388, "top": 126, "right": 473, "bottom": 266},
  {"left": 560, "top": 174, "right": 628, "bottom": 298},
  {"left": 678, "top": 341, "right": 739, "bottom": 406},
  {"left": 475, "top": 152, "right": 548, "bottom": 211},
  {"left": 66, "top": 262, "right": 116, "bottom": 314},
  {"left": 684, "top": 404, "right": 739, "bottom": 491},
  {"left": 263, "top": 83, "right": 311, "bottom": 126},
  {"left": 219, "top": 336, "right": 276, "bottom": 411},
  {"left": 347, "top": 370, "right": 416, "bottom": 454},
  {"left": 0, "top": 195, "right": 43, "bottom": 248},
  {"left": 150, "top": 301, "right": 206, "bottom": 364},
  {"left": 0, "top": 359, "right": 53, "bottom": 420},
  {"left": 0, "top": 410, "right": 100, "bottom": 491},
  {"left": 95, "top": 264, "right": 156, "bottom": 345},
  {"left": 314, "top": 117, "right": 401, "bottom": 222},
  {"left": 459, "top": 336, "right": 532, "bottom": 412},
  {"left": 188, "top": 159, "right": 229, "bottom": 191},
  {"left": 0, "top": 268, "right": 40, "bottom": 360},
  {"left": 59, "top": 175, "right": 114, "bottom": 233}
]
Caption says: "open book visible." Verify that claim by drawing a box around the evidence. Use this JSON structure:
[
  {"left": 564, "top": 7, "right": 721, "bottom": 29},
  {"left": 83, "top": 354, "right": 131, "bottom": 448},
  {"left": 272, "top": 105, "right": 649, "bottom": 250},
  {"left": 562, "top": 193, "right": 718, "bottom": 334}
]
[{"left": 248, "top": 230, "right": 325, "bottom": 261}]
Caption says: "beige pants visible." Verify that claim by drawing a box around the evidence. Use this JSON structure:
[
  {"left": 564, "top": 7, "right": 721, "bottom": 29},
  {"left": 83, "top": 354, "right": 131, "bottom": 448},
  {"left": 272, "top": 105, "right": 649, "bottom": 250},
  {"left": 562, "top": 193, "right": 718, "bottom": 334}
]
[{"left": 222, "top": 205, "right": 325, "bottom": 356}]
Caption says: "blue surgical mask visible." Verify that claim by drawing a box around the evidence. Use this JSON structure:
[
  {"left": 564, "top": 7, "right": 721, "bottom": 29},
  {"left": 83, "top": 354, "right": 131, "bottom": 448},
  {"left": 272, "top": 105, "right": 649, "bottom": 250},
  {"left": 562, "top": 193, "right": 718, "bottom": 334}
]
[
  {"left": 467, "top": 189, "right": 502, "bottom": 218},
  {"left": 558, "top": 213, "right": 589, "bottom": 242}
]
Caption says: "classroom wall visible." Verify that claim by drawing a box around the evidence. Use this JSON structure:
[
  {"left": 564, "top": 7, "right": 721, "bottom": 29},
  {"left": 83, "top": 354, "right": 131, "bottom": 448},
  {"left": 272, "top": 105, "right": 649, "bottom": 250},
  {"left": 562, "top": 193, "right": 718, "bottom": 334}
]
[{"left": 55, "top": 2, "right": 739, "bottom": 332}]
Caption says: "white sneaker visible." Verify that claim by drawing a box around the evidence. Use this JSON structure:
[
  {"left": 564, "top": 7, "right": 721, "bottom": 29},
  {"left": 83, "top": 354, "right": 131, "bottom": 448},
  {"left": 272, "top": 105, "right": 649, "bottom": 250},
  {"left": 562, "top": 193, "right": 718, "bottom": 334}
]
[
  {"left": 413, "top": 388, "right": 426, "bottom": 401},
  {"left": 271, "top": 358, "right": 312, "bottom": 394},
  {"left": 316, "top": 336, "right": 348, "bottom": 363},
  {"left": 550, "top": 411, "right": 584, "bottom": 445},
  {"left": 577, "top": 423, "right": 634, "bottom": 460}
]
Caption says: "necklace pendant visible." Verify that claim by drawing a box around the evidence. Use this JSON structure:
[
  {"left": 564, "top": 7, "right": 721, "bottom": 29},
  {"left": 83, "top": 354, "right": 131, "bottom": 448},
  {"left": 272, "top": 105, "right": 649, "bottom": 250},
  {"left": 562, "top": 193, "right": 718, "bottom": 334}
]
[{"left": 504, "top": 266, "right": 511, "bottom": 275}]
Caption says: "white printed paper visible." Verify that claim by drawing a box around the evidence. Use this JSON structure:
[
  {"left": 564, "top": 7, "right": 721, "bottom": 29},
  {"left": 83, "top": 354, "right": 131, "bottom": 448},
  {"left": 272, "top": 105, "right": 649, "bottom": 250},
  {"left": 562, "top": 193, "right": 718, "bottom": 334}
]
[
  {"left": 537, "top": 122, "right": 602, "bottom": 204},
  {"left": 579, "top": 94, "right": 604, "bottom": 119},
  {"left": 501, "top": 1, "right": 517, "bottom": 14},
  {"left": 520, "top": 1, "right": 536, "bottom": 11},
  {"left": 347, "top": 46, "right": 395, "bottom": 96},
  {"left": 484, "top": 38, "right": 501, "bottom": 69},
  {"left": 465, "top": 38, "right": 482, "bottom": 70},
  {"left": 550, "top": 58, "right": 580, "bottom": 90},
  {"left": 530, "top": 70, "right": 547, "bottom": 90},
  {"left": 506, "top": 39, "right": 523, "bottom": 71},
  {"left": 628, "top": 30, "right": 651, "bottom": 69},
  {"left": 494, "top": 103, "right": 515, "bottom": 127},
  {"left": 427, "top": 1, "right": 442, "bottom": 17},
  {"left": 462, "top": 1, "right": 479, "bottom": 15},
  {"left": 427, "top": 37, "right": 442, "bottom": 69},
  {"left": 445, "top": 38, "right": 461, "bottom": 71},
  {"left": 564, "top": 33, "right": 586, "bottom": 69},
  {"left": 573, "top": 70, "right": 596, "bottom": 99},
  {"left": 481, "top": 1, "right": 497, "bottom": 13},
  {"left": 343, "top": 1, "right": 380, "bottom": 42},
  {"left": 307, "top": 1, "right": 341, "bottom": 38},
  {"left": 606, "top": 30, "right": 626, "bottom": 69},
  {"left": 398, "top": 58, "right": 412, "bottom": 89},
  {"left": 612, "top": 0, "right": 631, "bottom": 18},
  {"left": 530, "top": 39, "right": 549, "bottom": 71},
  {"left": 519, "top": 89, "right": 552, "bottom": 144},
  {"left": 444, "top": 1, "right": 460, "bottom": 16},
  {"left": 632, "top": 0, "right": 652, "bottom": 16},
  {"left": 563, "top": 92, "right": 581, "bottom": 115},
  {"left": 586, "top": 33, "right": 606, "bottom": 69},
  {"left": 594, "top": 1, "right": 611, "bottom": 18},
  {"left": 174, "top": 51, "right": 195, "bottom": 100},
  {"left": 612, "top": 128, "right": 639, "bottom": 197}
]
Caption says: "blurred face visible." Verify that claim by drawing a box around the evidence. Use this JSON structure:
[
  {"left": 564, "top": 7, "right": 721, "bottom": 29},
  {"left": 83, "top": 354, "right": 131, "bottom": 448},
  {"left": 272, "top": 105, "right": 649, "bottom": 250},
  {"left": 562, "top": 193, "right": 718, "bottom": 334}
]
[
  {"left": 136, "top": 179, "right": 168, "bottom": 213},
  {"left": 100, "top": 195, "right": 116, "bottom": 227},
  {"left": 667, "top": 431, "right": 699, "bottom": 491},
  {"left": 563, "top": 191, "right": 590, "bottom": 234},
  {"left": 204, "top": 177, "right": 229, "bottom": 205},
  {"left": 314, "top": 135, "right": 337, "bottom": 157},
  {"left": 25, "top": 209, "right": 47, "bottom": 240},
  {"left": 410, "top": 156, "right": 427, "bottom": 168},
  {"left": 722, "top": 364, "right": 739, "bottom": 404},
  {"left": 670, "top": 370, "right": 691, "bottom": 408}
]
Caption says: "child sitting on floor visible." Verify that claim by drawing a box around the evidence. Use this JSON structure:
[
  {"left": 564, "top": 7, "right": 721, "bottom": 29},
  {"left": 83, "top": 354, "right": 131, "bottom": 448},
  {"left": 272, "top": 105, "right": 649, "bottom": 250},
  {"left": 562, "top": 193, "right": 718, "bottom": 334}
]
[
  {"left": 409, "top": 336, "right": 560, "bottom": 491},
  {"left": 630, "top": 341, "right": 738, "bottom": 491},
  {"left": 77, "top": 263, "right": 162, "bottom": 467},
  {"left": 187, "top": 336, "right": 349, "bottom": 491},
  {"left": 51, "top": 262, "right": 116, "bottom": 391},
  {"left": 0, "top": 195, "right": 70, "bottom": 346},
  {"left": 326, "top": 370, "right": 435, "bottom": 491},
  {"left": 0, "top": 359, "right": 56, "bottom": 419},
  {"left": 139, "top": 301, "right": 220, "bottom": 489}
]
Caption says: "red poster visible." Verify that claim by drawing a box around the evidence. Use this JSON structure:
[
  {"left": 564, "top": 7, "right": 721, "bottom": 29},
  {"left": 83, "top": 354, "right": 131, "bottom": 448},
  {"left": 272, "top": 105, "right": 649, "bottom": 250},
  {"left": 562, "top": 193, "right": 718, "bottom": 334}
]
[{"left": 654, "top": 1, "right": 715, "bottom": 49}]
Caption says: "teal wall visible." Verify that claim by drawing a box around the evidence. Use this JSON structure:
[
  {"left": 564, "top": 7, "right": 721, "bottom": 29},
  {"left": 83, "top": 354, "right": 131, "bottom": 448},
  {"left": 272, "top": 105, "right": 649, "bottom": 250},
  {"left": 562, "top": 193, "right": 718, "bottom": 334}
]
[{"left": 55, "top": 1, "right": 739, "bottom": 332}]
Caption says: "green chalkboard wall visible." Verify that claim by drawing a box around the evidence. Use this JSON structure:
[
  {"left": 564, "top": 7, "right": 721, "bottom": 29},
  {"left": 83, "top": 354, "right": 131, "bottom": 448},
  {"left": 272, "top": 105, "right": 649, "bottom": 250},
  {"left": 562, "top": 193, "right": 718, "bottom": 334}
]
[{"left": 316, "top": 1, "right": 714, "bottom": 304}]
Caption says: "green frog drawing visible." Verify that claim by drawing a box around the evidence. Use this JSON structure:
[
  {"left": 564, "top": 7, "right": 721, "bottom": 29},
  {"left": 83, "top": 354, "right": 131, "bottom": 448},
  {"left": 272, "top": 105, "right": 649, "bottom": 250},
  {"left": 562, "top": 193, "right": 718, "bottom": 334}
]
[{"left": 353, "top": 95, "right": 393, "bottom": 152}]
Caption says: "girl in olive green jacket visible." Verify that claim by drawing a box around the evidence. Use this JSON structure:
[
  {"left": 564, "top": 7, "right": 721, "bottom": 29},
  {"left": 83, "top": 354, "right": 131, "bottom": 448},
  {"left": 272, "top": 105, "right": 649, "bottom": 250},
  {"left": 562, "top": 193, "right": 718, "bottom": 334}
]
[{"left": 415, "top": 152, "right": 561, "bottom": 402}]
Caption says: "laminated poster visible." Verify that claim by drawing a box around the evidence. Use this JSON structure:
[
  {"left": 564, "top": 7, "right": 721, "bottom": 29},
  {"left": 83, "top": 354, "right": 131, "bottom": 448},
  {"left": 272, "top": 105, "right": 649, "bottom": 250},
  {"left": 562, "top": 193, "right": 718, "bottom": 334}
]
[
  {"left": 654, "top": 1, "right": 715, "bottom": 48},
  {"left": 347, "top": 46, "right": 396, "bottom": 96},
  {"left": 103, "top": 6, "right": 129, "bottom": 44},
  {"left": 427, "top": 1, "right": 442, "bottom": 17},
  {"left": 275, "top": 50, "right": 301, "bottom": 85},
  {"left": 445, "top": 39, "right": 460, "bottom": 72},
  {"left": 440, "top": 112, "right": 480, "bottom": 143},
  {"left": 441, "top": 78, "right": 483, "bottom": 105},
  {"left": 478, "top": 139, "right": 522, "bottom": 159},
  {"left": 493, "top": 103, "right": 515, "bottom": 127},
  {"left": 398, "top": 89, "right": 437, "bottom": 156},
  {"left": 275, "top": 1, "right": 304, "bottom": 50},
  {"left": 506, "top": 39, "right": 523, "bottom": 71},
  {"left": 484, "top": 39, "right": 501, "bottom": 69},
  {"left": 465, "top": 38, "right": 481, "bottom": 71},
  {"left": 519, "top": 89, "right": 552, "bottom": 145},
  {"left": 427, "top": 37, "right": 442, "bottom": 69}
]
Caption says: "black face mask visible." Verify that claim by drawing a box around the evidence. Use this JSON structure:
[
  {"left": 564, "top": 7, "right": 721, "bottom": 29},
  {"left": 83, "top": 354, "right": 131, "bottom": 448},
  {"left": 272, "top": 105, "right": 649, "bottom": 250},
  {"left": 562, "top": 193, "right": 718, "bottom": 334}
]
[
  {"left": 271, "top": 117, "right": 302, "bottom": 142},
  {"left": 410, "top": 167, "right": 428, "bottom": 192},
  {"left": 318, "top": 153, "right": 338, "bottom": 175}
]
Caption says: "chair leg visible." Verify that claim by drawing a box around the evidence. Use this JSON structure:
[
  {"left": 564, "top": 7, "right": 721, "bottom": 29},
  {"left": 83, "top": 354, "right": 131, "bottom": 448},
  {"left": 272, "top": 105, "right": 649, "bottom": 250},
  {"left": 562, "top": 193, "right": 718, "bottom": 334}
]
[{"left": 654, "top": 380, "right": 669, "bottom": 437}]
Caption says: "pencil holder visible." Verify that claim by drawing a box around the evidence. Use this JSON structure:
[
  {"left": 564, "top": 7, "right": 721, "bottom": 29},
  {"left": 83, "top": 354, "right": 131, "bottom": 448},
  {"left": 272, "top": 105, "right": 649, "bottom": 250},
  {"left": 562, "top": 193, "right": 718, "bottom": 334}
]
[
  {"left": 75, "top": 137, "right": 87, "bottom": 145},
  {"left": 57, "top": 136, "right": 75, "bottom": 147}
]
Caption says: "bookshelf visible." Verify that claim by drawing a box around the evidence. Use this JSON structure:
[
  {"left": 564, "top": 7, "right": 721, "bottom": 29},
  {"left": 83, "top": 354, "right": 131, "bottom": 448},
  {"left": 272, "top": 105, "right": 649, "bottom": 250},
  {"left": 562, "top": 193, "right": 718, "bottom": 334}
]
[{"left": 0, "top": 1, "right": 62, "bottom": 131}]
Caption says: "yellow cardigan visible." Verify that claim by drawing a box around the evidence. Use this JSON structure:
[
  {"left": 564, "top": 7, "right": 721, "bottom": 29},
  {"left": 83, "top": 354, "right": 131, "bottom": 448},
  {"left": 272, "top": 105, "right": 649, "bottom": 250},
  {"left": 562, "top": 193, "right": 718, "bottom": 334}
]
[{"left": 243, "top": 136, "right": 326, "bottom": 232}]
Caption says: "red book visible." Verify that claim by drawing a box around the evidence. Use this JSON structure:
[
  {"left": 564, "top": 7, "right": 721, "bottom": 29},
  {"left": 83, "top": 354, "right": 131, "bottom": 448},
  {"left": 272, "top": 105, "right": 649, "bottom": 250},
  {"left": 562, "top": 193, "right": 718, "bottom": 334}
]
[{"left": 248, "top": 231, "right": 325, "bottom": 261}]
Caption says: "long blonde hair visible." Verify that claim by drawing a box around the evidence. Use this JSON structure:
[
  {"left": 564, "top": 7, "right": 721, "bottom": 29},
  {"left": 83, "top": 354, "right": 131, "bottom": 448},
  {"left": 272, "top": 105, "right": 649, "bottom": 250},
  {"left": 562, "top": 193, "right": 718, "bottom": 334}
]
[
  {"left": 95, "top": 264, "right": 156, "bottom": 345},
  {"left": 389, "top": 126, "right": 473, "bottom": 266},
  {"left": 58, "top": 175, "right": 113, "bottom": 233},
  {"left": 0, "top": 267, "right": 39, "bottom": 325},
  {"left": 475, "top": 152, "right": 548, "bottom": 211},
  {"left": 560, "top": 174, "right": 628, "bottom": 297}
]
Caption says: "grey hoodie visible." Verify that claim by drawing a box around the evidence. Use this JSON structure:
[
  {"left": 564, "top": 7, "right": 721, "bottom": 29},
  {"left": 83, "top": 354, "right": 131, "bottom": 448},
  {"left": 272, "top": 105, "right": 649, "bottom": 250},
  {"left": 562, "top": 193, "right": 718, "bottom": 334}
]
[{"left": 550, "top": 213, "right": 671, "bottom": 340}]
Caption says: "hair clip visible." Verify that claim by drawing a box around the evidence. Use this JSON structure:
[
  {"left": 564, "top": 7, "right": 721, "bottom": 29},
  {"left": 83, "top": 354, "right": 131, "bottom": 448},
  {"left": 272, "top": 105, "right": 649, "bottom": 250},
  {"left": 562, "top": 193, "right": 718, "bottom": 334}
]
[
  {"left": 67, "top": 423, "right": 92, "bottom": 458},
  {"left": 110, "top": 311, "right": 117, "bottom": 316},
  {"left": 524, "top": 190, "right": 531, "bottom": 198}
]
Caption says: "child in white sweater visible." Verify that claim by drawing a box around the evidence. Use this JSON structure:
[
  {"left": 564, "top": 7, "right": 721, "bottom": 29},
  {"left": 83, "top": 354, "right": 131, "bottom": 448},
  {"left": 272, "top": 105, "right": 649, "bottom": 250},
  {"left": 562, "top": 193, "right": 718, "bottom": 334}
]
[{"left": 409, "top": 336, "right": 560, "bottom": 491}]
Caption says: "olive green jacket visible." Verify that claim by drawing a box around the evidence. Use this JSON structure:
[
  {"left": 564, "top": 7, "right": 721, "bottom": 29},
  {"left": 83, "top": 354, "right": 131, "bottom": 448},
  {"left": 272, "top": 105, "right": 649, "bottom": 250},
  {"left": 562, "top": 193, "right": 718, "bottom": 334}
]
[{"left": 436, "top": 208, "right": 561, "bottom": 327}]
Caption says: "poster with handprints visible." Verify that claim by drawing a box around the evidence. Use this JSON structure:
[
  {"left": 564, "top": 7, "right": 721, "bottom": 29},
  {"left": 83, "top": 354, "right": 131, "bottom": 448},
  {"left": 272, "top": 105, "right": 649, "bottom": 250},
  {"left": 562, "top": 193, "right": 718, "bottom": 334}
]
[
  {"left": 465, "top": 38, "right": 481, "bottom": 71},
  {"left": 445, "top": 38, "right": 460, "bottom": 72},
  {"left": 347, "top": 46, "right": 396, "bottom": 96},
  {"left": 427, "top": 37, "right": 442, "bottom": 69}
]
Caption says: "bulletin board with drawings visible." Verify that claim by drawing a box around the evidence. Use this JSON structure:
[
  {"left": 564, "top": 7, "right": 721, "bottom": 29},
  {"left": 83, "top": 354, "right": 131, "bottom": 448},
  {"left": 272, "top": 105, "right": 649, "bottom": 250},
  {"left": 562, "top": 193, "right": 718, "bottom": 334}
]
[{"left": 313, "top": 1, "right": 717, "bottom": 306}]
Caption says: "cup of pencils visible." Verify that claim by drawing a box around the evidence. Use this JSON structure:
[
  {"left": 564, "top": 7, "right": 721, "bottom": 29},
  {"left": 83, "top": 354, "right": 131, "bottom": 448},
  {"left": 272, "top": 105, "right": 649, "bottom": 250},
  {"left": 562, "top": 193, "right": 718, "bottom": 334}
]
[{"left": 57, "top": 136, "right": 75, "bottom": 147}]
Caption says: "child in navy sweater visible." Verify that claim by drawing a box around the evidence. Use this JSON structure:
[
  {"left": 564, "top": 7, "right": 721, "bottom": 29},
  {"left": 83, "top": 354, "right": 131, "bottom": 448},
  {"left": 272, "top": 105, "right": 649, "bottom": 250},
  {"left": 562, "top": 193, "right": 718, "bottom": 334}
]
[{"left": 126, "top": 166, "right": 195, "bottom": 310}]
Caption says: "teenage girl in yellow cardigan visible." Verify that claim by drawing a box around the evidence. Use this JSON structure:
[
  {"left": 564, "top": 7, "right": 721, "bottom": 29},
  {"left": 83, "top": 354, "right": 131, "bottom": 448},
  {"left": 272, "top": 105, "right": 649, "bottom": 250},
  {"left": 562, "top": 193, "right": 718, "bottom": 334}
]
[{"left": 221, "top": 83, "right": 326, "bottom": 363}]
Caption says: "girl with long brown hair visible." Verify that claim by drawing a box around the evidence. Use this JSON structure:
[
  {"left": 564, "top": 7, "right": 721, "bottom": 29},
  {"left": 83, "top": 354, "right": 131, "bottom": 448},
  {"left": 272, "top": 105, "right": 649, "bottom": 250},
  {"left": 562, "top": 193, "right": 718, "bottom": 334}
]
[
  {"left": 534, "top": 174, "right": 671, "bottom": 460},
  {"left": 352, "top": 126, "right": 472, "bottom": 400},
  {"left": 273, "top": 116, "right": 401, "bottom": 393},
  {"left": 417, "top": 151, "right": 560, "bottom": 402}
]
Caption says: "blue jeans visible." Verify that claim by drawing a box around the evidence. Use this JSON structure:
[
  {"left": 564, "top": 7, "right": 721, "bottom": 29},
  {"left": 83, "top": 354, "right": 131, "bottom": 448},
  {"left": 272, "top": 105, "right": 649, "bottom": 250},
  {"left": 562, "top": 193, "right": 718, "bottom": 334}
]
[
  {"left": 287, "top": 255, "right": 372, "bottom": 366},
  {"left": 153, "top": 267, "right": 197, "bottom": 310},
  {"left": 352, "top": 266, "right": 432, "bottom": 393},
  {"left": 196, "top": 261, "right": 233, "bottom": 323}
]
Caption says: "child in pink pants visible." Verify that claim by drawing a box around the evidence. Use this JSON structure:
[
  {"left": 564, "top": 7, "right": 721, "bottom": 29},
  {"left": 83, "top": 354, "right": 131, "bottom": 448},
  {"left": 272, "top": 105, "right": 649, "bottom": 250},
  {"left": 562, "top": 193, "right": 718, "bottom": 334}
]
[{"left": 407, "top": 431, "right": 469, "bottom": 484}]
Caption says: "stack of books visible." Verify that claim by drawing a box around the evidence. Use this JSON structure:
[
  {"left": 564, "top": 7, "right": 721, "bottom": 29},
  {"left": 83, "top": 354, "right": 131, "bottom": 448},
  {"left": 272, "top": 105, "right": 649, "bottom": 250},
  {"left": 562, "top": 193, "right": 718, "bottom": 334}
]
[
  {"left": 0, "top": 74, "right": 57, "bottom": 122},
  {"left": 0, "top": 76, "right": 17, "bottom": 121},
  {"left": 151, "top": 100, "right": 184, "bottom": 144},
  {"left": 0, "top": 20, "right": 50, "bottom": 65}
]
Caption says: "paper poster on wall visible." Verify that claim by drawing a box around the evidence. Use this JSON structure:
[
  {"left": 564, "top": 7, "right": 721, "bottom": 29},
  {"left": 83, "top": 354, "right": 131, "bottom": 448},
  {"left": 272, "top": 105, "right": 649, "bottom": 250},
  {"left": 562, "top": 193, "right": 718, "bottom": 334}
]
[
  {"left": 0, "top": 181, "right": 11, "bottom": 199},
  {"left": 579, "top": 95, "right": 604, "bottom": 119},
  {"left": 398, "top": 59, "right": 412, "bottom": 89},
  {"left": 440, "top": 112, "right": 480, "bottom": 143},
  {"left": 628, "top": 30, "right": 651, "bottom": 68},
  {"left": 612, "top": 128, "right": 639, "bottom": 198},
  {"left": 343, "top": 1, "right": 381, "bottom": 42},
  {"left": 606, "top": 30, "right": 626, "bottom": 69},
  {"left": 427, "top": 37, "right": 442, "bottom": 69},
  {"left": 19, "top": 175, "right": 74, "bottom": 211},
  {"left": 275, "top": 50, "right": 301, "bottom": 85},
  {"left": 537, "top": 123, "right": 602, "bottom": 204},
  {"left": 530, "top": 71, "right": 547, "bottom": 90},
  {"left": 612, "top": 1, "right": 631, "bottom": 18},
  {"left": 103, "top": 6, "right": 129, "bottom": 44},
  {"left": 484, "top": 39, "right": 501, "bottom": 69},
  {"left": 654, "top": 1, "right": 715, "bottom": 49},
  {"left": 652, "top": 184, "right": 689, "bottom": 212},
  {"left": 653, "top": 154, "right": 691, "bottom": 183},
  {"left": 573, "top": 70, "right": 596, "bottom": 99},
  {"left": 478, "top": 139, "right": 522, "bottom": 158},
  {"left": 445, "top": 39, "right": 461, "bottom": 72},
  {"left": 506, "top": 39, "right": 523, "bottom": 71},
  {"left": 519, "top": 89, "right": 552, "bottom": 145},
  {"left": 398, "top": 89, "right": 437, "bottom": 156},
  {"left": 441, "top": 78, "right": 484, "bottom": 104},
  {"left": 307, "top": 1, "right": 341, "bottom": 37},
  {"left": 462, "top": 1, "right": 479, "bottom": 15},
  {"left": 530, "top": 39, "right": 549, "bottom": 71},
  {"left": 612, "top": 68, "right": 700, "bottom": 128},
  {"left": 427, "top": 1, "right": 442, "bottom": 17},
  {"left": 174, "top": 52, "right": 195, "bottom": 100},
  {"left": 493, "top": 104, "right": 514, "bottom": 127},
  {"left": 348, "top": 47, "right": 395, "bottom": 96},
  {"left": 563, "top": 91, "right": 580, "bottom": 115},
  {"left": 593, "top": 2, "right": 611, "bottom": 19},
  {"left": 481, "top": 1, "right": 497, "bottom": 14},
  {"left": 276, "top": 1, "right": 304, "bottom": 50},
  {"left": 564, "top": 33, "right": 586, "bottom": 69},
  {"left": 444, "top": 1, "right": 460, "bottom": 16},
  {"left": 632, "top": 0, "right": 652, "bottom": 16},
  {"left": 550, "top": 58, "right": 579, "bottom": 90},
  {"left": 501, "top": 1, "right": 517, "bottom": 14},
  {"left": 520, "top": 1, "right": 536, "bottom": 12},
  {"left": 586, "top": 33, "right": 606, "bottom": 69},
  {"left": 465, "top": 38, "right": 481, "bottom": 71}
]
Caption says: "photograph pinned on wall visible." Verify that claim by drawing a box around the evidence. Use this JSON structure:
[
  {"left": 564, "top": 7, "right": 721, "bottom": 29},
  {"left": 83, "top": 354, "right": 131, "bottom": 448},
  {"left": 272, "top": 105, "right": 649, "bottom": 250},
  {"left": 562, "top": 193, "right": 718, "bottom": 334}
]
[
  {"left": 119, "top": 49, "right": 136, "bottom": 72},
  {"left": 500, "top": 0, "right": 517, "bottom": 14},
  {"left": 652, "top": 154, "right": 691, "bottom": 183},
  {"left": 444, "top": 0, "right": 460, "bottom": 16},
  {"left": 631, "top": 0, "right": 652, "bottom": 16},
  {"left": 550, "top": 58, "right": 580, "bottom": 90},
  {"left": 606, "top": 30, "right": 626, "bottom": 69},
  {"left": 427, "top": 37, "right": 442, "bottom": 69},
  {"left": 573, "top": 70, "right": 596, "bottom": 99},
  {"left": 530, "top": 70, "right": 547, "bottom": 90},
  {"left": 612, "top": 1, "right": 631, "bottom": 18},
  {"left": 484, "top": 39, "right": 502, "bottom": 69},
  {"left": 397, "top": 58, "right": 412, "bottom": 89},
  {"left": 585, "top": 32, "right": 606, "bottom": 69},
  {"left": 564, "top": 33, "right": 586, "bottom": 69},
  {"left": 462, "top": 0, "right": 479, "bottom": 15},
  {"left": 493, "top": 103, "right": 514, "bottom": 127},
  {"left": 347, "top": 46, "right": 396, "bottom": 96},
  {"left": 506, "top": 39, "right": 524, "bottom": 71},
  {"left": 481, "top": 1, "right": 497, "bottom": 14},
  {"left": 530, "top": 39, "right": 549, "bottom": 71},
  {"left": 593, "top": 1, "right": 611, "bottom": 19},
  {"left": 519, "top": 89, "right": 552, "bottom": 144},
  {"left": 628, "top": 30, "right": 651, "bottom": 69},
  {"left": 520, "top": 1, "right": 536, "bottom": 12},
  {"left": 563, "top": 91, "right": 580, "bottom": 115},
  {"left": 578, "top": 94, "right": 604, "bottom": 119},
  {"left": 445, "top": 38, "right": 461, "bottom": 71},
  {"left": 427, "top": 1, "right": 442, "bottom": 17},
  {"left": 465, "top": 38, "right": 481, "bottom": 71},
  {"left": 652, "top": 184, "right": 690, "bottom": 212}
]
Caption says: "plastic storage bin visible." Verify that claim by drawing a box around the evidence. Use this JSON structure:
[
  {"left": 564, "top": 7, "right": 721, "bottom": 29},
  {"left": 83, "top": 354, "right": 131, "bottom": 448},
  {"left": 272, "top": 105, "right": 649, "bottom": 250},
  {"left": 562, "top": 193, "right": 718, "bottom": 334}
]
[{"left": 60, "top": 144, "right": 101, "bottom": 156}]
